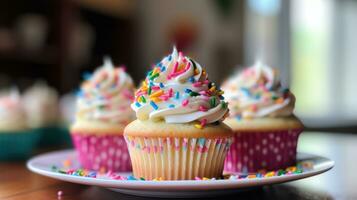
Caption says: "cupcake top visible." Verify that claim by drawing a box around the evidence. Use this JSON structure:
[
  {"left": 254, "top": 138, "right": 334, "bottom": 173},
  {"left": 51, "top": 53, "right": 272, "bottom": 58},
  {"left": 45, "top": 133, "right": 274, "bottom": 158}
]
[
  {"left": 132, "top": 47, "right": 229, "bottom": 128},
  {"left": 23, "top": 81, "right": 59, "bottom": 128},
  {"left": 222, "top": 62, "right": 295, "bottom": 119},
  {"left": 75, "top": 57, "right": 135, "bottom": 125},
  {"left": 0, "top": 89, "right": 27, "bottom": 131}
]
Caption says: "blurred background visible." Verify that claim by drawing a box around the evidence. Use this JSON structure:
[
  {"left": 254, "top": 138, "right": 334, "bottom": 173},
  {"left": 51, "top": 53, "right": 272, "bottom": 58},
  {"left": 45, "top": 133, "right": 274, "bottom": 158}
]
[{"left": 0, "top": 0, "right": 356, "bottom": 132}]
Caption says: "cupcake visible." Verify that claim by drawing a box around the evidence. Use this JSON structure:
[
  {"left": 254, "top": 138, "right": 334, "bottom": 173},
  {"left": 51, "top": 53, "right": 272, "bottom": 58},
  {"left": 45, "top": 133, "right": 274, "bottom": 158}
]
[
  {"left": 124, "top": 47, "right": 233, "bottom": 180},
  {"left": 222, "top": 62, "right": 303, "bottom": 173},
  {"left": 23, "top": 81, "right": 66, "bottom": 147},
  {"left": 70, "top": 57, "right": 135, "bottom": 172},
  {"left": 23, "top": 81, "right": 59, "bottom": 128},
  {"left": 0, "top": 89, "right": 40, "bottom": 160}
]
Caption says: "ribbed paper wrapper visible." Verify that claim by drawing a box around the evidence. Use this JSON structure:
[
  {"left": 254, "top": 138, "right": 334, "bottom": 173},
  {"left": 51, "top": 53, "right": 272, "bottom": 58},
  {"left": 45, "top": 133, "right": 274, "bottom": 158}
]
[
  {"left": 125, "top": 136, "right": 232, "bottom": 180},
  {"left": 224, "top": 129, "right": 302, "bottom": 173},
  {"left": 71, "top": 133, "right": 131, "bottom": 172}
]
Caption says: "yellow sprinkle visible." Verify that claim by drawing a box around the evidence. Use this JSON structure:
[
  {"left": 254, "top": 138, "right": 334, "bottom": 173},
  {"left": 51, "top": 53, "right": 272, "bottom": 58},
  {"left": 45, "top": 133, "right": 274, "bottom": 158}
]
[
  {"left": 150, "top": 90, "right": 164, "bottom": 98},
  {"left": 150, "top": 97, "right": 162, "bottom": 103},
  {"left": 194, "top": 69, "right": 200, "bottom": 75},
  {"left": 202, "top": 70, "right": 206, "bottom": 76},
  {"left": 209, "top": 86, "right": 216, "bottom": 92},
  {"left": 275, "top": 97, "right": 284, "bottom": 104},
  {"left": 142, "top": 81, "right": 147, "bottom": 87},
  {"left": 63, "top": 160, "right": 71, "bottom": 168},
  {"left": 248, "top": 174, "right": 256, "bottom": 179},
  {"left": 202, "top": 177, "right": 209, "bottom": 180},
  {"left": 218, "top": 91, "right": 224, "bottom": 95},
  {"left": 153, "top": 67, "right": 160, "bottom": 74},
  {"left": 195, "top": 124, "right": 203, "bottom": 129},
  {"left": 286, "top": 166, "right": 297, "bottom": 172},
  {"left": 264, "top": 171, "right": 275, "bottom": 177}
]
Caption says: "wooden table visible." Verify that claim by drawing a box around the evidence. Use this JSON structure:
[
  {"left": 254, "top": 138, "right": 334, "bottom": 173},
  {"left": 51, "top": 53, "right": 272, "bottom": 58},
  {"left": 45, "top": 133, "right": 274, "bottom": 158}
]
[{"left": 0, "top": 132, "right": 355, "bottom": 199}]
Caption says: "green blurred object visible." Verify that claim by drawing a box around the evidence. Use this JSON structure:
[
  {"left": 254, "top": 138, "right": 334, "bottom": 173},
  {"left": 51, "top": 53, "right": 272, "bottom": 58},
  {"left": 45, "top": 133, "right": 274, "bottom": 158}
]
[
  {"left": 214, "top": 0, "right": 235, "bottom": 16},
  {"left": 0, "top": 130, "right": 41, "bottom": 160},
  {"left": 37, "top": 126, "right": 72, "bottom": 148}
]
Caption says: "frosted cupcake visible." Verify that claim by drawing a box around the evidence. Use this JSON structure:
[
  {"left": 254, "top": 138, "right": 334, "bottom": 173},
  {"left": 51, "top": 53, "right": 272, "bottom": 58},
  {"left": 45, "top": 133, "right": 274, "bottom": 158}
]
[
  {"left": 124, "top": 47, "right": 233, "bottom": 180},
  {"left": 0, "top": 89, "right": 40, "bottom": 160},
  {"left": 70, "top": 57, "right": 135, "bottom": 172},
  {"left": 23, "top": 81, "right": 59, "bottom": 128},
  {"left": 23, "top": 81, "right": 67, "bottom": 147},
  {"left": 222, "top": 62, "right": 303, "bottom": 173}
]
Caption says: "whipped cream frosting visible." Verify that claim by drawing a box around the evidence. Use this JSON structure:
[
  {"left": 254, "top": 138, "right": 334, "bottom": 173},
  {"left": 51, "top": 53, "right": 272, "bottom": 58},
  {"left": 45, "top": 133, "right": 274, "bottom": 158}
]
[
  {"left": 222, "top": 62, "right": 295, "bottom": 119},
  {"left": 76, "top": 57, "right": 135, "bottom": 125},
  {"left": 132, "top": 47, "right": 229, "bottom": 126},
  {"left": 0, "top": 89, "right": 27, "bottom": 131},
  {"left": 23, "top": 81, "right": 59, "bottom": 128}
]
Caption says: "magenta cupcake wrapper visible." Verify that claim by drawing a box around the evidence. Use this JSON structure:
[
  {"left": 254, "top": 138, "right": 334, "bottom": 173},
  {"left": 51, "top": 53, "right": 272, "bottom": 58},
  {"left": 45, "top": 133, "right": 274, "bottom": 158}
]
[
  {"left": 71, "top": 133, "right": 131, "bottom": 172},
  {"left": 224, "top": 129, "right": 302, "bottom": 173}
]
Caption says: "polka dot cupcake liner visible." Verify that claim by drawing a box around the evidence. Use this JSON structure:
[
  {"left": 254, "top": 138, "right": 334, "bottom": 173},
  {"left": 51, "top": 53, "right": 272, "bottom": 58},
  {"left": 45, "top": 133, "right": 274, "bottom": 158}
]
[
  {"left": 125, "top": 136, "right": 233, "bottom": 180},
  {"left": 224, "top": 129, "right": 302, "bottom": 173},
  {"left": 71, "top": 134, "right": 131, "bottom": 172}
]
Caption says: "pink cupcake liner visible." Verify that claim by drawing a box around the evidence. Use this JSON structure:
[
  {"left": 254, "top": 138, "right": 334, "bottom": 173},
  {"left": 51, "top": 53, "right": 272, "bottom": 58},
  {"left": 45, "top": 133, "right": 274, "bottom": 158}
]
[
  {"left": 224, "top": 129, "right": 302, "bottom": 173},
  {"left": 71, "top": 133, "right": 131, "bottom": 172}
]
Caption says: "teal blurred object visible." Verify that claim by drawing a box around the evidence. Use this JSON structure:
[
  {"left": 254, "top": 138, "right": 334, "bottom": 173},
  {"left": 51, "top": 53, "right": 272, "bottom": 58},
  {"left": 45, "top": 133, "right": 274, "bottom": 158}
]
[
  {"left": 37, "top": 126, "right": 72, "bottom": 148},
  {"left": 0, "top": 130, "right": 41, "bottom": 160}
]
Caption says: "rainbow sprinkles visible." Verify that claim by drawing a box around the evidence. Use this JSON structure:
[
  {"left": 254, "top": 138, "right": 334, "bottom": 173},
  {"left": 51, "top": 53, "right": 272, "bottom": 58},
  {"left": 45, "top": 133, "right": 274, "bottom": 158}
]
[{"left": 132, "top": 47, "right": 229, "bottom": 129}]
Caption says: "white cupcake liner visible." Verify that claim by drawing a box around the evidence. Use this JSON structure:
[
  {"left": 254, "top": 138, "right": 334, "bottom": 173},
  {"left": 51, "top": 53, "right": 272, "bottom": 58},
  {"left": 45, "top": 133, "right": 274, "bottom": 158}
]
[{"left": 125, "top": 136, "right": 232, "bottom": 180}]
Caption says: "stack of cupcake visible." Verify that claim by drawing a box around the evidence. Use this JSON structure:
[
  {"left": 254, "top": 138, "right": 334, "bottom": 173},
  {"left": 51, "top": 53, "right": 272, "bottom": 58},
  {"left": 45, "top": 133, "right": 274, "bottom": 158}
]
[{"left": 68, "top": 48, "right": 303, "bottom": 180}]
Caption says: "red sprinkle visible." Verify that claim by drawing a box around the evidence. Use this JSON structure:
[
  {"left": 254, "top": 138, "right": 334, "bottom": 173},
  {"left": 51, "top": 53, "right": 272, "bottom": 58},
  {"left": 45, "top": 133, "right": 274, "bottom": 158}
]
[
  {"left": 199, "top": 105, "right": 207, "bottom": 112},
  {"left": 182, "top": 99, "right": 189, "bottom": 106}
]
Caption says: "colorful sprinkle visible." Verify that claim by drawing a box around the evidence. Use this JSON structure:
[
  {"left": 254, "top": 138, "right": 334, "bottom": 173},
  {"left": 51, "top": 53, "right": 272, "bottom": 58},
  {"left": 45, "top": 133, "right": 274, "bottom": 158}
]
[{"left": 150, "top": 101, "right": 159, "bottom": 110}]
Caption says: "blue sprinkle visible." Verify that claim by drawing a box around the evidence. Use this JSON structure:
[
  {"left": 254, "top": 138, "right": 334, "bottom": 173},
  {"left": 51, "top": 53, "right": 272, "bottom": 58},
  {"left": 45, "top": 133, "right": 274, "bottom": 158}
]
[
  {"left": 198, "top": 138, "right": 206, "bottom": 145},
  {"left": 168, "top": 55, "right": 172, "bottom": 61},
  {"left": 135, "top": 102, "right": 141, "bottom": 107},
  {"left": 169, "top": 104, "right": 175, "bottom": 108},
  {"left": 149, "top": 81, "right": 154, "bottom": 87},
  {"left": 241, "top": 88, "right": 250, "bottom": 96},
  {"left": 175, "top": 92, "right": 180, "bottom": 99},
  {"left": 256, "top": 173, "right": 263, "bottom": 178},
  {"left": 160, "top": 66, "right": 166, "bottom": 72},
  {"left": 159, "top": 82, "right": 165, "bottom": 88},
  {"left": 88, "top": 172, "right": 97, "bottom": 177},
  {"left": 189, "top": 76, "right": 195, "bottom": 83},
  {"left": 157, "top": 62, "right": 162, "bottom": 67},
  {"left": 150, "top": 101, "right": 158, "bottom": 110},
  {"left": 236, "top": 115, "right": 242, "bottom": 121},
  {"left": 127, "top": 175, "right": 137, "bottom": 180},
  {"left": 219, "top": 95, "right": 224, "bottom": 100},
  {"left": 185, "top": 88, "right": 192, "bottom": 93},
  {"left": 82, "top": 72, "right": 92, "bottom": 80}
]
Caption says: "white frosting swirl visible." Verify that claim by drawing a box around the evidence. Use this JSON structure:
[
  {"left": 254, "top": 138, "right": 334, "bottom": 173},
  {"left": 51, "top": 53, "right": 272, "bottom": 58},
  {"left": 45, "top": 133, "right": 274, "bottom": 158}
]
[
  {"left": 23, "top": 81, "right": 59, "bottom": 128},
  {"left": 222, "top": 62, "right": 295, "bottom": 119},
  {"left": 132, "top": 47, "right": 229, "bottom": 124},
  {"left": 0, "top": 89, "right": 27, "bottom": 131},
  {"left": 76, "top": 57, "right": 135, "bottom": 124}
]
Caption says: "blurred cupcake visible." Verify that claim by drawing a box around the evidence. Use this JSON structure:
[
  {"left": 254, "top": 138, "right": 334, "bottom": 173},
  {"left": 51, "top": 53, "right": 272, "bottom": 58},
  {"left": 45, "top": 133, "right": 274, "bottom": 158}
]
[
  {"left": 124, "top": 47, "right": 233, "bottom": 180},
  {"left": 0, "top": 89, "right": 40, "bottom": 160},
  {"left": 23, "top": 81, "right": 59, "bottom": 128},
  {"left": 70, "top": 57, "right": 135, "bottom": 172},
  {"left": 222, "top": 62, "right": 303, "bottom": 173},
  {"left": 23, "top": 81, "right": 66, "bottom": 147}
]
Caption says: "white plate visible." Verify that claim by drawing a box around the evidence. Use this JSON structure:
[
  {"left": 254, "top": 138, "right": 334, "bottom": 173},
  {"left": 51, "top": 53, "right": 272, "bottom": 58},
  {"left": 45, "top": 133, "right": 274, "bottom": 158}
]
[{"left": 27, "top": 150, "right": 334, "bottom": 198}]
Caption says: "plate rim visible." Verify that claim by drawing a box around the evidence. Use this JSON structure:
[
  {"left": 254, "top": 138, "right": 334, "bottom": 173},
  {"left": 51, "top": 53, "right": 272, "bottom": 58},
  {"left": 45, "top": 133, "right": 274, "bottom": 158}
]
[{"left": 26, "top": 149, "right": 334, "bottom": 191}]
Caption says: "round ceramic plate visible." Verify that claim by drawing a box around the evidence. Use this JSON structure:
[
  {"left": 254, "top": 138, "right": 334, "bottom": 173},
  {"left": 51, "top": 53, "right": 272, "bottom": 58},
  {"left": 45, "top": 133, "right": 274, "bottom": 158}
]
[{"left": 27, "top": 150, "right": 334, "bottom": 198}]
